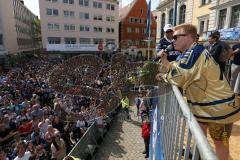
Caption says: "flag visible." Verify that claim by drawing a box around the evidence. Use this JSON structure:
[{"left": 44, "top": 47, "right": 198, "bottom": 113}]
[{"left": 145, "top": 0, "right": 151, "bottom": 37}]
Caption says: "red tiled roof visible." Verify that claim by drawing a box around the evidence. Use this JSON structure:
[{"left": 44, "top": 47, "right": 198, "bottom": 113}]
[{"left": 119, "top": 0, "right": 137, "bottom": 21}]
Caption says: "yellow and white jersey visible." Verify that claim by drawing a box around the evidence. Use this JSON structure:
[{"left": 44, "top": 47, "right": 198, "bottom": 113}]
[{"left": 163, "top": 43, "right": 240, "bottom": 124}]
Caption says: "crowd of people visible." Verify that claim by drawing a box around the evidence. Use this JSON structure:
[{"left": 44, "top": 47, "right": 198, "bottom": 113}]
[{"left": 0, "top": 51, "right": 145, "bottom": 160}]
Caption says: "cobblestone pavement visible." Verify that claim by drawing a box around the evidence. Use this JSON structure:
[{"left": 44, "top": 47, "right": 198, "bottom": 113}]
[{"left": 93, "top": 106, "right": 147, "bottom": 160}]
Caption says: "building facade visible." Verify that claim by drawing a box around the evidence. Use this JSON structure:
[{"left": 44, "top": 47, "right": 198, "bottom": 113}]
[
  {"left": 155, "top": 0, "right": 240, "bottom": 42},
  {"left": 39, "top": 0, "right": 119, "bottom": 53},
  {"left": 0, "top": 0, "right": 38, "bottom": 55},
  {"left": 119, "top": 0, "right": 157, "bottom": 59},
  {"left": 209, "top": 0, "right": 240, "bottom": 31},
  {"left": 155, "top": 0, "right": 191, "bottom": 41}
]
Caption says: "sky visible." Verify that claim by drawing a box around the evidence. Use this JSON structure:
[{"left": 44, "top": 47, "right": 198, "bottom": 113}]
[{"left": 24, "top": 0, "right": 159, "bottom": 18}]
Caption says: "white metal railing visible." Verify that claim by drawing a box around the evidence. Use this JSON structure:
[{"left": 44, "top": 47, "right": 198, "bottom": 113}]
[{"left": 149, "top": 84, "right": 218, "bottom": 160}]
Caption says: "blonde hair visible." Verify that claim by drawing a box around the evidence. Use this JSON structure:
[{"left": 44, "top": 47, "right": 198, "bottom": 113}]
[{"left": 175, "top": 24, "right": 197, "bottom": 40}]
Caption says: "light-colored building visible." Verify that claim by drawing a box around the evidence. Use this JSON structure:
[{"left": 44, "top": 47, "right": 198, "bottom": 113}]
[
  {"left": 189, "top": 0, "right": 211, "bottom": 41},
  {"left": 0, "top": 0, "right": 38, "bottom": 55},
  {"left": 39, "top": 0, "right": 119, "bottom": 53},
  {"left": 155, "top": 0, "right": 192, "bottom": 41},
  {"left": 209, "top": 0, "right": 240, "bottom": 31},
  {"left": 155, "top": 0, "right": 240, "bottom": 43}
]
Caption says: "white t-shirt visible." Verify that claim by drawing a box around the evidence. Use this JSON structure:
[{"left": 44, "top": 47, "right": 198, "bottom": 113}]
[{"left": 14, "top": 151, "right": 31, "bottom": 160}]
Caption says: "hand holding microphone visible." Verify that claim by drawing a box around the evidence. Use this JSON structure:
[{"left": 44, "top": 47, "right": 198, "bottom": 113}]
[{"left": 155, "top": 44, "right": 175, "bottom": 62}]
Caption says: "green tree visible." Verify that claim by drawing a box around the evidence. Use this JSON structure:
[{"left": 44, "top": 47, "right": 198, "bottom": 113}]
[
  {"left": 33, "top": 19, "right": 42, "bottom": 47},
  {"left": 139, "top": 61, "right": 159, "bottom": 86}
]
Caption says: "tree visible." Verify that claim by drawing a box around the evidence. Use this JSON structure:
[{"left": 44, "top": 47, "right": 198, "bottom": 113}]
[
  {"left": 139, "top": 61, "right": 159, "bottom": 86},
  {"left": 32, "top": 18, "right": 42, "bottom": 48}
]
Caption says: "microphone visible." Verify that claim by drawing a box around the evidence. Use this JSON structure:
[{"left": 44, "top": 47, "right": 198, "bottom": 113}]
[
  {"left": 164, "top": 44, "right": 174, "bottom": 55},
  {"left": 154, "top": 44, "right": 175, "bottom": 62}
]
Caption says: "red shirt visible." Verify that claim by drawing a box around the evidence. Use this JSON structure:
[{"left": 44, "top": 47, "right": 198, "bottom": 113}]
[
  {"left": 18, "top": 121, "right": 33, "bottom": 134},
  {"left": 142, "top": 122, "right": 150, "bottom": 139}
]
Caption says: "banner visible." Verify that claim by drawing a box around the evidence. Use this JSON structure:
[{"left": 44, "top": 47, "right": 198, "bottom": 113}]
[
  {"left": 207, "top": 27, "right": 240, "bottom": 41},
  {"left": 47, "top": 43, "right": 118, "bottom": 52},
  {"left": 149, "top": 97, "right": 164, "bottom": 160}
]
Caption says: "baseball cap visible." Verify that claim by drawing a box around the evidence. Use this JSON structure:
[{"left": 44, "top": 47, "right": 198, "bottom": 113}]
[{"left": 164, "top": 24, "right": 173, "bottom": 32}]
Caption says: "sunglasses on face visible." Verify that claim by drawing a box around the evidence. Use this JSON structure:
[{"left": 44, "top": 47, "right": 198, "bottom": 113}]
[
  {"left": 166, "top": 30, "right": 173, "bottom": 33},
  {"left": 173, "top": 34, "right": 188, "bottom": 40}
]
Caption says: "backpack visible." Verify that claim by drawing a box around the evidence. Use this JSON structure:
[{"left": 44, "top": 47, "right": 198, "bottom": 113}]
[{"left": 218, "top": 48, "right": 228, "bottom": 63}]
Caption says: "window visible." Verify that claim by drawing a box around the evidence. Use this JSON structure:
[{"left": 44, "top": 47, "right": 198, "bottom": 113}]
[
  {"left": 93, "top": 38, "right": 103, "bottom": 44},
  {"left": 106, "top": 4, "right": 115, "bottom": 10},
  {"left": 161, "top": 13, "right": 165, "bottom": 38},
  {"left": 0, "top": 34, "right": 3, "bottom": 45},
  {"left": 127, "top": 27, "right": 132, "bottom": 33},
  {"left": 64, "top": 24, "right": 75, "bottom": 31},
  {"left": 93, "top": 1, "right": 102, "bottom": 8},
  {"left": 169, "top": 9, "right": 173, "bottom": 25},
  {"left": 70, "top": 24, "right": 75, "bottom": 30},
  {"left": 106, "top": 16, "right": 115, "bottom": 22},
  {"left": 129, "top": 17, "right": 134, "bottom": 23},
  {"left": 199, "top": 21, "right": 204, "bottom": 34},
  {"left": 79, "top": 0, "right": 89, "bottom": 6},
  {"left": 80, "top": 25, "right": 90, "bottom": 31},
  {"left": 140, "top": 8, "right": 143, "bottom": 14},
  {"left": 93, "top": 15, "right": 103, "bottom": 21},
  {"left": 48, "top": 37, "right": 61, "bottom": 44},
  {"left": 79, "top": 38, "right": 91, "bottom": 44},
  {"left": 63, "top": 0, "right": 74, "bottom": 4},
  {"left": 230, "top": 5, "right": 240, "bottom": 28},
  {"left": 64, "top": 10, "right": 75, "bottom": 17},
  {"left": 64, "top": 38, "right": 76, "bottom": 44},
  {"left": 79, "top": 12, "right": 89, "bottom": 19},
  {"left": 47, "top": 23, "right": 60, "bottom": 30},
  {"left": 179, "top": 5, "right": 186, "bottom": 24},
  {"left": 46, "top": 0, "right": 58, "bottom": 2},
  {"left": 135, "top": 28, "right": 139, "bottom": 33},
  {"left": 218, "top": 9, "right": 227, "bottom": 29},
  {"left": 46, "top": 8, "right": 59, "bottom": 16},
  {"left": 93, "top": 26, "right": 102, "bottom": 32},
  {"left": 201, "top": 0, "right": 206, "bottom": 5},
  {"left": 106, "top": 27, "right": 114, "bottom": 33}
]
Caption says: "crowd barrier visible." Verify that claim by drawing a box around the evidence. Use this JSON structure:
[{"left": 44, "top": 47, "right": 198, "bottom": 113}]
[
  {"left": 234, "top": 73, "right": 240, "bottom": 94},
  {"left": 67, "top": 105, "right": 119, "bottom": 159},
  {"left": 149, "top": 84, "right": 218, "bottom": 160}
]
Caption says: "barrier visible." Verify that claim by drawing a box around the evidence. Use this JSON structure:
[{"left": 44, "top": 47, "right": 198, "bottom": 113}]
[
  {"left": 234, "top": 73, "right": 240, "bottom": 94},
  {"left": 67, "top": 122, "right": 101, "bottom": 159},
  {"left": 68, "top": 105, "right": 119, "bottom": 159},
  {"left": 149, "top": 84, "right": 218, "bottom": 160}
]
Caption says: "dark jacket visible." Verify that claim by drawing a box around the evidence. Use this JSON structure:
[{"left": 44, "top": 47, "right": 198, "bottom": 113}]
[{"left": 208, "top": 41, "right": 223, "bottom": 64}]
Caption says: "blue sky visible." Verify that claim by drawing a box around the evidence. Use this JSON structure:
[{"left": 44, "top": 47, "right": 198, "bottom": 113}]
[{"left": 24, "top": 0, "right": 159, "bottom": 18}]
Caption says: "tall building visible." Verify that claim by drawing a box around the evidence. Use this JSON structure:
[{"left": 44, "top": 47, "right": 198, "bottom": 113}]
[
  {"left": 39, "top": 0, "right": 119, "bottom": 53},
  {"left": 0, "top": 0, "right": 38, "bottom": 55},
  {"left": 119, "top": 0, "right": 157, "bottom": 59}
]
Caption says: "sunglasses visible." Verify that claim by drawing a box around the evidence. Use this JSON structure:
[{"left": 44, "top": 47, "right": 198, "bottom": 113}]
[
  {"left": 166, "top": 30, "right": 173, "bottom": 33},
  {"left": 173, "top": 34, "right": 188, "bottom": 40}
]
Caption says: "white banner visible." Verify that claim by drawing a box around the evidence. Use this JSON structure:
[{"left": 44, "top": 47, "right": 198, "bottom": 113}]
[{"left": 46, "top": 44, "right": 100, "bottom": 52}]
